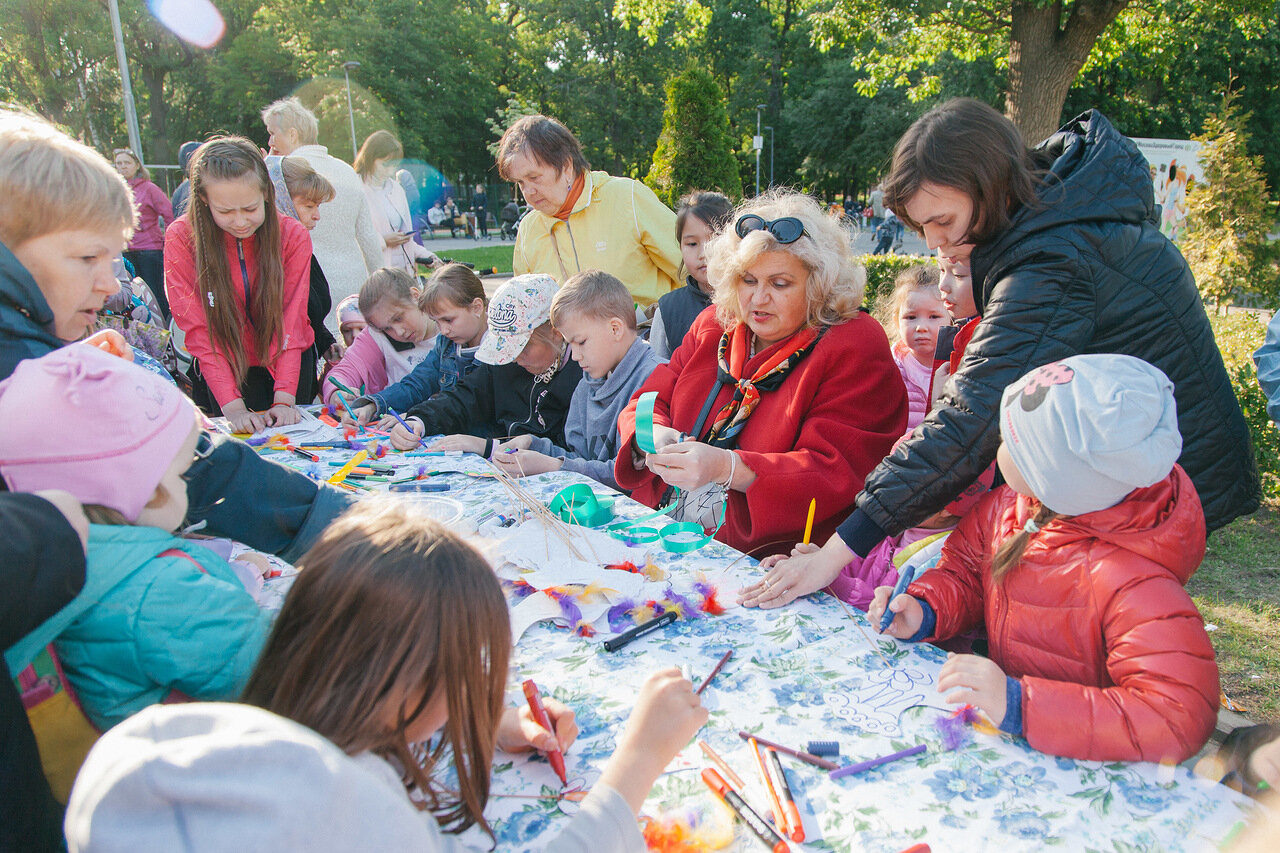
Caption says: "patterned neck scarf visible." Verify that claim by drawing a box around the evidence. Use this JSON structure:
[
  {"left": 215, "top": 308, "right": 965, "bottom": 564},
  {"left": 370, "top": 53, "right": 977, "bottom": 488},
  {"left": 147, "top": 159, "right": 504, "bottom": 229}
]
[
  {"left": 702, "top": 322, "right": 826, "bottom": 448},
  {"left": 552, "top": 171, "right": 586, "bottom": 221}
]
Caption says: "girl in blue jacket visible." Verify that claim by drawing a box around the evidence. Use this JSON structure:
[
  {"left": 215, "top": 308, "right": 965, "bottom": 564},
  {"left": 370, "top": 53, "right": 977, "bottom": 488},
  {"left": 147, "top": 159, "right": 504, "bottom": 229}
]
[{"left": 1, "top": 344, "right": 271, "bottom": 731}]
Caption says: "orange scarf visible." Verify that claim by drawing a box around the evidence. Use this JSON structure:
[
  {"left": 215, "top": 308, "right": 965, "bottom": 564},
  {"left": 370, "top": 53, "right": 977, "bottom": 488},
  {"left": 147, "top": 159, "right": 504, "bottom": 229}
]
[{"left": 553, "top": 172, "right": 586, "bottom": 221}]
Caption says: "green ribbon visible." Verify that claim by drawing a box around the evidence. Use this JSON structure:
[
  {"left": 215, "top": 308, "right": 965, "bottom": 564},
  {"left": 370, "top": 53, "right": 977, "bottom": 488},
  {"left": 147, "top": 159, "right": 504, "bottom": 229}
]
[{"left": 635, "top": 391, "right": 659, "bottom": 454}]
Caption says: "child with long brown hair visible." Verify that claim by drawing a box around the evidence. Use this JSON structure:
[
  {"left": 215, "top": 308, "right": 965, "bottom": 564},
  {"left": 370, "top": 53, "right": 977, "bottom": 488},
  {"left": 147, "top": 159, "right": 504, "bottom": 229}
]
[
  {"left": 870, "top": 354, "right": 1219, "bottom": 763},
  {"left": 243, "top": 501, "right": 707, "bottom": 849},
  {"left": 164, "top": 137, "right": 315, "bottom": 433}
]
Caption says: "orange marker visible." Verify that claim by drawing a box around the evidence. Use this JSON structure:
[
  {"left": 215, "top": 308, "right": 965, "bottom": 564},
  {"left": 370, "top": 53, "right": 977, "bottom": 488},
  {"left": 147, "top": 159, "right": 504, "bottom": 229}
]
[
  {"left": 701, "top": 768, "right": 789, "bottom": 853},
  {"left": 749, "top": 737, "right": 787, "bottom": 835},
  {"left": 766, "top": 747, "right": 805, "bottom": 842}
]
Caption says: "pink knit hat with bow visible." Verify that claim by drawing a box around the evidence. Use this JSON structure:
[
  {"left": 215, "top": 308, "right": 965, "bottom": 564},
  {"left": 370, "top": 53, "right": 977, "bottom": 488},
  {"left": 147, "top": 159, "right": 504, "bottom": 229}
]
[{"left": 0, "top": 345, "right": 197, "bottom": 521}]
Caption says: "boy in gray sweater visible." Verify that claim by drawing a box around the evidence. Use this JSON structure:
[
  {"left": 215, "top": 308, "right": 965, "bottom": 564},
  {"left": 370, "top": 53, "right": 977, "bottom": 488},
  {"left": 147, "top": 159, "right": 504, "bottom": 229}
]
[{"left": 494, "top": 270, "right": 663, "bottom": 490}]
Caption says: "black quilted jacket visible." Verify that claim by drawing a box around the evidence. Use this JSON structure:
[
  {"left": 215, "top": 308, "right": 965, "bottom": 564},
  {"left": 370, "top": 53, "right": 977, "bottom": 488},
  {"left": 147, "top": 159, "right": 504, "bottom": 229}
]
[{"left": 840, "top": 110, "right": 1259, "bottom": 552}]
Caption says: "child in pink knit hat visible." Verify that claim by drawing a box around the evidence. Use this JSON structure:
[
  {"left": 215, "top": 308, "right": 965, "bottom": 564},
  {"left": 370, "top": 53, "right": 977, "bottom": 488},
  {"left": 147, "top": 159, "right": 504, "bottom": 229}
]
[{"left": 1, "top": 343, "right": 272, "bottom": 742}]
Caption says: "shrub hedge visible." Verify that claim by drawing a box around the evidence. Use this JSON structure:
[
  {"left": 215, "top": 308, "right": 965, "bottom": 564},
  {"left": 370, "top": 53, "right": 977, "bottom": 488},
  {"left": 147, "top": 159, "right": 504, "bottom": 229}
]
[{"left": 1211, "top": 313, "right": 1280, "bottom": 503}]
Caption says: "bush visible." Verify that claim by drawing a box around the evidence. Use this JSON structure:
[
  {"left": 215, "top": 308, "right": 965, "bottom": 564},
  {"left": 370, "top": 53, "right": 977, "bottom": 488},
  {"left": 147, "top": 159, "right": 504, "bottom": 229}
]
[
  {"left": 1211, "top": 313, "right": 1280, "bottom": 502},
  {"left": 645, "top": 65, "right": 742, "bottom": 207},
  {"left": 859, "top": 253, "right": 931, "bottom": 309}
]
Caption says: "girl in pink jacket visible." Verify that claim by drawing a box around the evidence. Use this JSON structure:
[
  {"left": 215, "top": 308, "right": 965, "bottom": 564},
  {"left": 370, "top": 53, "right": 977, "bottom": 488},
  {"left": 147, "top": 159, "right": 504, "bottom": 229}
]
[{"left": 165, "top": 138, "right": 315, "bottom": 434}]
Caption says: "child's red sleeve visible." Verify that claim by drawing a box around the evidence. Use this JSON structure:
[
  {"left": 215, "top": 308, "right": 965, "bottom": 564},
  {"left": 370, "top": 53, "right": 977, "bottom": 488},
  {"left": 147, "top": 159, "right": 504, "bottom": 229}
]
[
  {"left": 1019, "top": 555, "right": 1219, "bottom": 763},
  {"left": 906, "top": 491, "right": 998, "bottom": 641}
]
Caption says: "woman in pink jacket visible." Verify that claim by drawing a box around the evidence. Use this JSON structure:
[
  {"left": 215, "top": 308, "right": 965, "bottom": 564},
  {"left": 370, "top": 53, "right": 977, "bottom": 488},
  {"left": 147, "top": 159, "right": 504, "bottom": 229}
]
[
  {"left": 164, "top": 138, "right": 315, "bottom": 434},
  {"left": 114, "top": 148, "right": 174, "bottom": 320}
]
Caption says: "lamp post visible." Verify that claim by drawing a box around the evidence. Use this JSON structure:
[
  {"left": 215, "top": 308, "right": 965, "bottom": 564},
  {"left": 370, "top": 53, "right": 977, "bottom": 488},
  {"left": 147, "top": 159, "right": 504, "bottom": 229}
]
[
  {"left": 107, "top": 0, "right": 144, "bottom": 160},
  {"left": 754, "top": 104, "right": 766, "bottom": 196},
  {"left": 764, "top": 125, "right": 774, "bottom": 188},
  {"left": 342, "top": 61, "right": 361, "bottom": 160}
]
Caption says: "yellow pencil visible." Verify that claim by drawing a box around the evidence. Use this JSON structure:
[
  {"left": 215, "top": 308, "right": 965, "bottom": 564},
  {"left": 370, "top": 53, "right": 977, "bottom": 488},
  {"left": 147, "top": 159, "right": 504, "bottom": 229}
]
[{"left": 802, "top": 498, "right": 816, "bottom": 545}]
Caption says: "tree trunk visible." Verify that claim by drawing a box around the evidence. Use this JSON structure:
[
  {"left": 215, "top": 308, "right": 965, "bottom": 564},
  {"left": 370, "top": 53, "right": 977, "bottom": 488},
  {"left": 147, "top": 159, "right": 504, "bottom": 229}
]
[{"left": 1005, "top": 0, "right": 1130, "bottom": 145}]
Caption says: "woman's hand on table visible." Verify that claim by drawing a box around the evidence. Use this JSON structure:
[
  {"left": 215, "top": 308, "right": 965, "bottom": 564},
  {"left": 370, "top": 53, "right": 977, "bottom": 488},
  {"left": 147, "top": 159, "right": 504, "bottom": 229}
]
[
  {"left": 493, "top": 449, "right": 563, "bottom": 477},
  {"left": 496, "top": 700, "right": 578, "bottom": 755},
  {"left": 868, "top": 586, "right": 924, "bottom": 638},
  {"left": 222, "top": 399, "right": 266, "bottom": 435},
  {"left": 389, "top": 417, "right": 426, "bottom": 450},
  {"left": 938, "top": 653, "right": 1008, "bottom": 726},
  {"left": 645, "top": 441, "right": 730, "bottom": 490},
  {"left": 738, "top": 535, "right": 851, "bottom": 609},
  {"left": 429, "top": 433, "right": 485, "bottom": 454},
  {"left": 599, "top": 668, "right": 708, "bottom": 814}
]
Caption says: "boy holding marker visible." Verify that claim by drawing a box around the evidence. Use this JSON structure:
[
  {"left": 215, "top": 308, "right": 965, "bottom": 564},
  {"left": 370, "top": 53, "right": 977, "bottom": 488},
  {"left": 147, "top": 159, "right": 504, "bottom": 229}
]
[{"left": 493, "top": 270, "right": 663, "bottom": 490}]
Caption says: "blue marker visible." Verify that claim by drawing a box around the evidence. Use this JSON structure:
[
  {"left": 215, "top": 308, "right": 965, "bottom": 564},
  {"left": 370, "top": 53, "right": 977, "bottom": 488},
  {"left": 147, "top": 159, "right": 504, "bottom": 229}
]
[
  {"left": 385, "top": 407, "right": 427, "bottom": 450},
  {"left": 879, "top": 562, "right": 923, "bottom": 633},
  {"left": 388, "top": 481, "right": 451, "bottom": 493}
]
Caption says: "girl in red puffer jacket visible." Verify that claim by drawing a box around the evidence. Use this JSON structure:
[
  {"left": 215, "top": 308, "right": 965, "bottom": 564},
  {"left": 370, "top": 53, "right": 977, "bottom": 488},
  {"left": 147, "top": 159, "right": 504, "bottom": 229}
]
[{"left": 871, "top": 354, "right": 1219, "bottom": 764}]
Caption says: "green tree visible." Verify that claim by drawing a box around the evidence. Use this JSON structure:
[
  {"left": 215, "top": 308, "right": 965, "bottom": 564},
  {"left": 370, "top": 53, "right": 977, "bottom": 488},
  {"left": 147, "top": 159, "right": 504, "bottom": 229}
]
[
  {"left": 645, "top": 65, "right": 742, "bottom": 206},
  {"left": 1181, "top": 84, "right": 1279, "bottom": 306}
]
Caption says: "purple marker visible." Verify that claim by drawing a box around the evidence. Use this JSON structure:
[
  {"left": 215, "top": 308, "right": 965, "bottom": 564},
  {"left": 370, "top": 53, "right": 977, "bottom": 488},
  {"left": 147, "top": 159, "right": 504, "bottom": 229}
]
[{"left": 829, "top": 743, "right": 927, "bottom": 779}]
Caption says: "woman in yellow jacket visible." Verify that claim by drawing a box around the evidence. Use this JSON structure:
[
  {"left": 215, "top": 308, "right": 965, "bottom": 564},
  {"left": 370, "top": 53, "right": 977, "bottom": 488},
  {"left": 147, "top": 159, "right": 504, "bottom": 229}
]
[{"left": 498, "top": 115, "right": 681, "bottom": 305}]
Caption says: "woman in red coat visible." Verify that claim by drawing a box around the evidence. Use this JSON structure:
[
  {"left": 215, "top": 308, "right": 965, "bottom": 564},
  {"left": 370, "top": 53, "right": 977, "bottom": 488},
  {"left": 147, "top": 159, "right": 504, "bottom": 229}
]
[
  {"left": 615, "top": 190, "right": 907, "bottom": 557},
  {"left": 870, "top": 354, "right": 1219, "bottom": 763}
]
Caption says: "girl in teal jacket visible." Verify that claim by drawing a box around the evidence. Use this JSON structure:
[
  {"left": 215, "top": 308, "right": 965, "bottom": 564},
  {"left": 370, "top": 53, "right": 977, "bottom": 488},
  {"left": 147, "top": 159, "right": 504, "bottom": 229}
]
[{"left": 1, "top": 344, "right": 271, "bottom": 731}]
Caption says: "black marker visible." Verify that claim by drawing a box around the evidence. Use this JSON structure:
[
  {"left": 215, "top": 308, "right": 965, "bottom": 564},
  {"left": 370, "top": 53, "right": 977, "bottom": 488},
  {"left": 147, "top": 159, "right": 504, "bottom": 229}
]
[
  {"left": 602, "top": 611, "right": 677, "bottom": 652},
  {"left": 701, "top": 768, "right": 789, "bottom": 852}
]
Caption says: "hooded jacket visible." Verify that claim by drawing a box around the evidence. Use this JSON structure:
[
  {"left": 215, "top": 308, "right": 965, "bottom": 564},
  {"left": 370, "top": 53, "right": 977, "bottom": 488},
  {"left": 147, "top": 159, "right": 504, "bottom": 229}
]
[
  {"left": 839, "top": 111, "right": 1259, "bottom": 556},
  {"left": 5, "top": 525, "right": 271, "bottom": 731},
  {"left": 0, "top": 240, "right": 352, "bottom": 562},
  {"left": 527, "top": 336, "right": 664, "bottom": 489},
  {"left": 908, "top": 466, "right": 1218, "bottom": 763},
  {"left": 513, "top": 170, "right": 681, "bottom": 304}
]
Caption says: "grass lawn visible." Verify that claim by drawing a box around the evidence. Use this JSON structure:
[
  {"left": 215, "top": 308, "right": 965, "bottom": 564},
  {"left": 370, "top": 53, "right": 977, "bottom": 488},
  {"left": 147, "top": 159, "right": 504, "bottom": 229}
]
[
  {"left": 433, "top": 244, "right": 516, "bottom": 274},
  {"left": 1192, "top": 503, "right": 1280, "bottom": 723}
]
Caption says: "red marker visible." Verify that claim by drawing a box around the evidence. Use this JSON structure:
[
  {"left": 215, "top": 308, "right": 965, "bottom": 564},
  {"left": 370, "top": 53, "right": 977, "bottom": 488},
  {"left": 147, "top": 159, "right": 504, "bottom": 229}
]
[
  {"left": 521, "top": 679, "right": 567, "bottom": 786},
  {"left": 701, "top": 768, "right": 789, "bottom": 853}
]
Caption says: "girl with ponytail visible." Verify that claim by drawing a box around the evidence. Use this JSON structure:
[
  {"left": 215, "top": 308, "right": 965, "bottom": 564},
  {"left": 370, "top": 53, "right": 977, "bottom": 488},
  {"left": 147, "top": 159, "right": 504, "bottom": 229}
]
[
  {"left": 164, "top": 137, "right": 316, "bottom": 433},
  {"left": 871, "top": 354, "right": 1220, "bottom": 764}
]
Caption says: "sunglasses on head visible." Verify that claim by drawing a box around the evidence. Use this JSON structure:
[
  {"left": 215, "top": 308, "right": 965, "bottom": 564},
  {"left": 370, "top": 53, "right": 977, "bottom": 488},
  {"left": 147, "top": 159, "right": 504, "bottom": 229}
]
[{"left": 734, "top": 214, "right": 808, "bottom": 244}]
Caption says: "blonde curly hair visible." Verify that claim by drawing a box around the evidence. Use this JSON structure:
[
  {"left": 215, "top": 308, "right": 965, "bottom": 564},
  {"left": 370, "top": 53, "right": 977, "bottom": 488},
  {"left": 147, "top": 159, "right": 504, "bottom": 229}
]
[{"left": 707, "top": 189, "right": 865, "bottom": 331}]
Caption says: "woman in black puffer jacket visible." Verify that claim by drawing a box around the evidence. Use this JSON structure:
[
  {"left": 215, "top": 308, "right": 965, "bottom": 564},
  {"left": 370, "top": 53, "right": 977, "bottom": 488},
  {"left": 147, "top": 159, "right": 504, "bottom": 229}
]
[{"left": 742, "top": 98, "right": 1259, "bottom": 609}]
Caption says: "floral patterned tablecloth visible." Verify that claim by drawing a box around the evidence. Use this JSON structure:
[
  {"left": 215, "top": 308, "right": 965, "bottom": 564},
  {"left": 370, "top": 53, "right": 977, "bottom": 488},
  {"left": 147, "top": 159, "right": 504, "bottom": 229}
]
[{"left": 250, "top": 431, "right": 1257, "bottom": 852}]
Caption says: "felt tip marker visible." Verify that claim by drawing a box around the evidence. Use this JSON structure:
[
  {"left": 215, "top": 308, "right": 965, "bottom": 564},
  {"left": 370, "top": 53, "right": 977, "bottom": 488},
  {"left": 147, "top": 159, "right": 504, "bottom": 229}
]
[
  {"left": 749, "top": 737, "right": 786, "bottom": 833},
  {"left": 829, "top": 743, "right": 928, "bottom": 779},
  {"left": 879, "top": 562, "right": 923, "bottom": 633},
  {"left": 602, "top": 610, "right": 677, "bottom": 652},
  {"left": 766, "top": 748, "right": 805, "bottom": 842},
  {"left": 521, "top": 680, "right": 567, "bottom": 786},
  {"left": 388, "top": 481, "right": 451, "bottom": 492},
  {"left": 736, "top": 731, "right": 839, "bottom": 771},
  {"left": 700, "top": 768, "right": 789, "bottom": 853}
]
